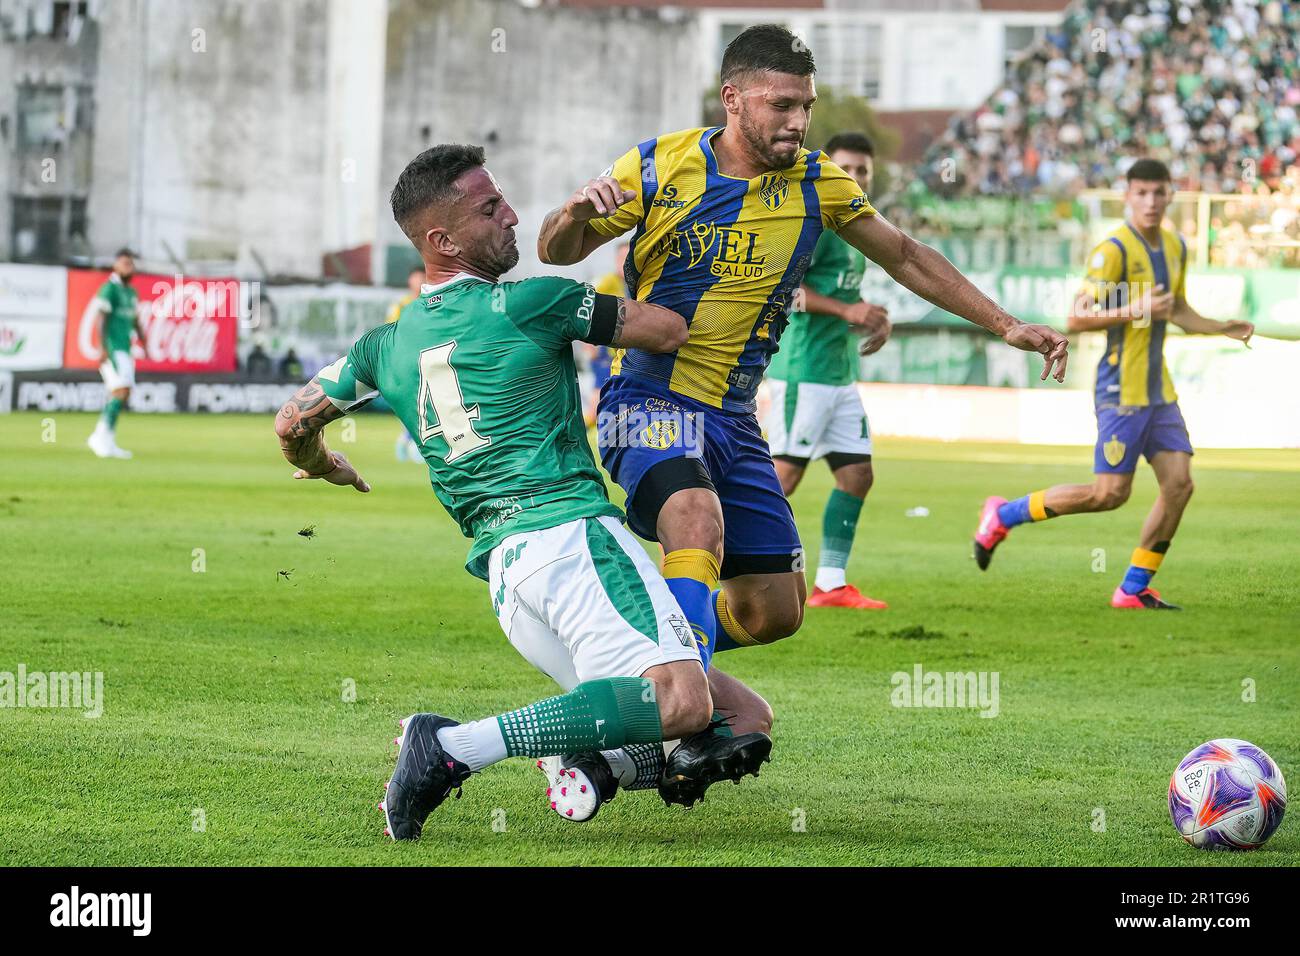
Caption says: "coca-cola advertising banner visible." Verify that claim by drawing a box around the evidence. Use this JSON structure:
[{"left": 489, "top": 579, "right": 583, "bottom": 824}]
[{"left": 63, "top": 269, "right": 239, "bottom": 373}]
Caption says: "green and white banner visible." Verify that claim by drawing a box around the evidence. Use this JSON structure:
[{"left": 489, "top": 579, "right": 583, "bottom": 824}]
[
  {"left": 0, "top": 264, "right": 67, "bottom": 370},
  {"left": 860, "top": 265, "right": 1299, "bottom": 340}
]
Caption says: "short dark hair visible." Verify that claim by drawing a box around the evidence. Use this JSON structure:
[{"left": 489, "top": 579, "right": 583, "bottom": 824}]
[
  {"left": 1126, "top": 159, "right": 1171, "bottom": 183},
  {"left": 823, "top": 132, "right": 875, "bottom": 159},
  {"left": 390, "top": 144, "right": 486, "bottom": 240},
  {"left": 114, "top": 247, "right": 135, "bottom": 259},
  {"left": 408, "top": 264, "right": 425, "bottom": 277},
  {"left": 721, "top": 24, "right": 815, "bottom": 87}
]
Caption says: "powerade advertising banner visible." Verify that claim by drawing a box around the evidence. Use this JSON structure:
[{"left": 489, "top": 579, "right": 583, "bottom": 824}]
[
  {"left": 62, "top": 269, "right": 240, "bottom": 374},
  {"left": 4, "top": 370, "right": 307, "bottom": 414},
  {"left": 0, "top": 264, "right": 67, "bottom": 370}
]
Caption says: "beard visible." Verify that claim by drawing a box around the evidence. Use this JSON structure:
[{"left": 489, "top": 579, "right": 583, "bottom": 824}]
[
  {"left": 481, "top": 238, "right": 520, "bottom": 279},
  {"left": 739, "top": 109, "right": 801, "bottom": 171}
]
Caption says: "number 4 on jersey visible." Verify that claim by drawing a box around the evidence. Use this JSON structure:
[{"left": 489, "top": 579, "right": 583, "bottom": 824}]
[{"left": 418, "top": 341, "right": 491, "bottom": 463}]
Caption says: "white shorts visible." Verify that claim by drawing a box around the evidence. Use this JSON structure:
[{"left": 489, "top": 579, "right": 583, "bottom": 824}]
[
  {"left": 487, "top": 515, "right": 701, "bottom": 692},
  {"left": 99, "top": 351, "right": 135, "bottom": 391},
  {"left": 764, "top": 379, "right": 873, "bottom": 461}
]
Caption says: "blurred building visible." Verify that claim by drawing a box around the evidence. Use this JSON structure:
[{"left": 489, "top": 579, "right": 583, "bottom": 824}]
[
  {"left": 0, "top": 0, "right": 1066, "bottom": 281},
  {"left": 547, "top": 1, "right": 1070, "bottom": 119},
  {"left": 0, "top": 0, "right": 386, "bottom": 280},
  {"left": 376, "top": 0, "right": 703, "bottom": 285}
]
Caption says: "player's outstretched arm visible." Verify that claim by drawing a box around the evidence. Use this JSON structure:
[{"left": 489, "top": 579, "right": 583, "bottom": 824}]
[
  {"left": 1170, "top": 298, "right": 1255, "bottom": 343},
  {"left": 274, "top": 378, "right": 370, "bottom": 493},
  {"left": 839, "top": 213, "right": 1068, "bottom": 382},
  {"left": 537, "top": 176, "right": 632, "bottom": 265}
]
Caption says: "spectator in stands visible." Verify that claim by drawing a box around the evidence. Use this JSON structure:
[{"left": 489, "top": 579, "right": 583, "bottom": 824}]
[
  {"left": 279, "top": 348, "right": 304, "bottom": 380},
  {"left": 245, "top": 342, "right": 272, "bottom": 380},
  {"left": 919, "top": 0, "right": 1300, "bottom": 203}
]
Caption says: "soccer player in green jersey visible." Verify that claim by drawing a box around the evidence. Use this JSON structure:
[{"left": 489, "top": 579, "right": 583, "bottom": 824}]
[
  {"left": 765, "top": 132, "right": 890, "bottom": 610},
  {"left": 274, "top": 145, "right": 742, "bottom": 840},
  {"left": 88, "top": 249, "right": 147, "bottom": 459}
]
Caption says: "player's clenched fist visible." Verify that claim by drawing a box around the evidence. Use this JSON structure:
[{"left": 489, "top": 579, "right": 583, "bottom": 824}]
[
  {"left": 565, "top": 176, "right": 636, "bottom": 221},
  {"left": 1003, "top": 322, "right": 1069, "bottom": 382}
]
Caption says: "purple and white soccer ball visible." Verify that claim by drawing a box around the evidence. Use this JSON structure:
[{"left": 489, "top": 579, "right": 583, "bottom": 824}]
[{"left": 1169, "top": 738, "right": 1287, "bottom": 850}]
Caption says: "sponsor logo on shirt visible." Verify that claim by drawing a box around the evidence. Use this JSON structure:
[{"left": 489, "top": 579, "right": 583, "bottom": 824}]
[
  {"left": 657, "top": 222, "right": 767, "bottom": 279},
  {"left": 651, "top": 184, "right": 688, "bottom": 210}
]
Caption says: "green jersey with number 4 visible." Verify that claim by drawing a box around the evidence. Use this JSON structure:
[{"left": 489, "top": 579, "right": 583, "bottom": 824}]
[
  {"left": 318, "top": 274, "right": 621, "bottom": 580},
  {"left": 768, "top": 230, "right": 865, "bottom": 387}
]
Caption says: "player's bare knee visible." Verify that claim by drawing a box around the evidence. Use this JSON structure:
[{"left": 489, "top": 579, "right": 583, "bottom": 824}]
[
  {"left": 1092, "top": 484, "right": 1130, "bottom": 511},
  {"left": 676, "top": 681, "right": 713, "bottom": 735},
  {"left": 650, "top": 662, "right": 712, "bottom": 732},
  {"left": 654, "top": 669, "right": 712, "bottom": 737},
  {"left": 1167, "top": 477, "right": 1194, "bottom": 505},
  {"left": 744, "top": 693, "right": 774, "bottom": 735},
  {"left": 749, "top": 602, "right": 803, "bottom": 644}
]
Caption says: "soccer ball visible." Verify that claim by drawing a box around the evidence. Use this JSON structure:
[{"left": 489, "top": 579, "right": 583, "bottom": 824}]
[{"left": 1168, "top": 738, "right": 1287, "bottom": 850}]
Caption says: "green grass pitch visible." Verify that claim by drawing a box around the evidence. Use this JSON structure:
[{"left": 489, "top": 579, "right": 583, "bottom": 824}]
[{"left": 1, "top": 411, "right": 1295, "bottom": 866}]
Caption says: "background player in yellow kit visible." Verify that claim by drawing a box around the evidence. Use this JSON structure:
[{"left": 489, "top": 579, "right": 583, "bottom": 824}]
[{"left": 972, "top": 160, "right": 1254, "bottom": 609}]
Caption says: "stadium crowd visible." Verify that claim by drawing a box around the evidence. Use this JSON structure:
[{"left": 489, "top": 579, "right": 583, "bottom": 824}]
[{"left": 913, "top": 0, "right": 1300, "bottom": 263}]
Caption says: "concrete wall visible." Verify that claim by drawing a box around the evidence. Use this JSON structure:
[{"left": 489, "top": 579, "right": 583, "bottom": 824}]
[
  {"left": 378, "top": 0, "right": 704, "bottom": 283},
  {"left": 1, "top": 0, "right": 704, "bottom": 279},
  {"left": 90, "top": 0, "right": 336, "bottom": 277}
]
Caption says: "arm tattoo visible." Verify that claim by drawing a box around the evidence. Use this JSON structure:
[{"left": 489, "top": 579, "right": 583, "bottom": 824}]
[
  {"left": 610, "top": 298, "right": 627, "bottom": 348},
  {"left": 276, "top": 379, "right": 345, "bottom": 474}
]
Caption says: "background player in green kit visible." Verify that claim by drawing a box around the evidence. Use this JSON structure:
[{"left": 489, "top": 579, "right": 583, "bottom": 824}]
[
  {"left": 273, "top": 144, "right": 730, "bottom": 840},
  {"left": 764, "top": 133, "right": 891, "bottom": 609},
  {"left": 88, "top": 249, "right": 148, "bottom": 460}
]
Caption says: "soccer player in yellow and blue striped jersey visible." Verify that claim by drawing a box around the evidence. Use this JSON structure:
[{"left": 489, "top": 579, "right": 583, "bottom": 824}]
[
  {"left": 972, "top": 159, "right": 1255, "bottom": 608},
  {"left": 539, "top": 24, "right": 1068, "bottom": 813}
]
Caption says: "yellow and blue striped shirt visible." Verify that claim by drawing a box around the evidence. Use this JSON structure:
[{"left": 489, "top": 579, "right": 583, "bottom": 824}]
[
  {"left": 589, "top": 127, "right": 874, "bottom": 411},
  {"left": 1082, "top": 223, "right": 1186, "bottom": 408}
]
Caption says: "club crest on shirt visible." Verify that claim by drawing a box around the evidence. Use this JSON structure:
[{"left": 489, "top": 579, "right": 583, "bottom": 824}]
[{"left": 758, "top": 173, "right": 789, "bottom": 211}]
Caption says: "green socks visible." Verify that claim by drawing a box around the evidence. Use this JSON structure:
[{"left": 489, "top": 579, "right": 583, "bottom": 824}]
[
  {"left": 497, "top": 677, "right": 663, "bottom": 758},
  {"left": 817, "top": 488, "right": 863, "bottom": 590},
  {"left": 101, "top": 396, "right": 124, "bottom": 429}
]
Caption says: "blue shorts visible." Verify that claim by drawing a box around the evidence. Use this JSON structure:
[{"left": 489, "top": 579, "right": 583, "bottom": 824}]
[
  {"left": 597, "top": 376, "right": 802, "bottom": 579},
  {"left": 1094, "top": 402, "right": 1194, "bottom": 474}
]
